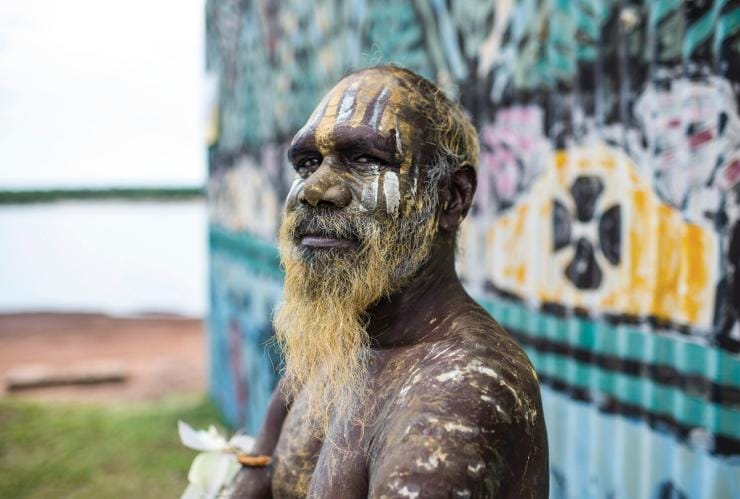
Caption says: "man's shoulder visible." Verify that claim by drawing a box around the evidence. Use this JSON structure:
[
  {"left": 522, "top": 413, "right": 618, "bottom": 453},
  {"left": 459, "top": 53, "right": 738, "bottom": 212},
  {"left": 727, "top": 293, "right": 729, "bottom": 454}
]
[
  {"left": 368, "top": 313, "right": 548, "bottom": 498},
  {"left": 407, "top": 305, "right": 539, "bottom": 396},
  {"left": 382, "top": 307, "right": 542, "bottom": 431},
  {"left": 396, "top": 337, "right": 540, "bottom": 420}
]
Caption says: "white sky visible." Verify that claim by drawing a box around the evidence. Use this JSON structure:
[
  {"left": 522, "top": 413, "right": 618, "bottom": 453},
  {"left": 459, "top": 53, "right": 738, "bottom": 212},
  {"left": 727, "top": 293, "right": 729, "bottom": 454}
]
[{"left": 0, "top": 0, "right": 206, "bottom": 188}]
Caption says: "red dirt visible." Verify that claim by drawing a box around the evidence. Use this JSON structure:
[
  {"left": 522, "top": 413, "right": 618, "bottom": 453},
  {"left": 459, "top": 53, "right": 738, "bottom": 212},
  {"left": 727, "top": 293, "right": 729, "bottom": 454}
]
[{"left": 0, "top": 313, "right": 206, "bottom": 404}]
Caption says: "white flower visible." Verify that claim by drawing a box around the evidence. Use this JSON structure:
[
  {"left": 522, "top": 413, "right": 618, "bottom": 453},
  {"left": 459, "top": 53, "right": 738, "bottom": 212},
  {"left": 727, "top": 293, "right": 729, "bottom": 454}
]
[
  {"left": 227, "top": 433, "right": 256, "bottom": 454},
  {"left": 179, "top": 421, "right": 230, "bottom": 452},
  {"left": 178, "top": 421, "right": 256, "bottom": 454},
  {"left": 178, "top": 421, "right": 257, "bottom": 499},
  {"left": 181, "top": 451, "right": 240, "bottom": 499}
]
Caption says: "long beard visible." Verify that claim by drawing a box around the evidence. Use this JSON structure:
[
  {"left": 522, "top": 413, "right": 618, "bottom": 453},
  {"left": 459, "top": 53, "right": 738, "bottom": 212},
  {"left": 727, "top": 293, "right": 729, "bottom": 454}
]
[{"left": 274, "top": 204, "right": 436, "bottom": 433}]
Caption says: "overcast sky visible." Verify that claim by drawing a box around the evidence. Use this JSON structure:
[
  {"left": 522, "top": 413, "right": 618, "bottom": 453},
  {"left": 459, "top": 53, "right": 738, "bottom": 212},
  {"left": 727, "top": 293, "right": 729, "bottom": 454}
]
[{"left": 0, "top": 0, "right": 206, "bottom": 189}]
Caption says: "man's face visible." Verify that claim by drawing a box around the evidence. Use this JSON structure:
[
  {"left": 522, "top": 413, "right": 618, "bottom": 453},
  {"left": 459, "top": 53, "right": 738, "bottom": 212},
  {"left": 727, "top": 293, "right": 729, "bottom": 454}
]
[
  {"left": 286, "top": 68, "right": 433, "bottom": 223},
  {"left": 279, "top": 68, "right": 441, "bottom": 294},
  {"left": 274, "top": 69, "right": 440, "bottom": 429}
]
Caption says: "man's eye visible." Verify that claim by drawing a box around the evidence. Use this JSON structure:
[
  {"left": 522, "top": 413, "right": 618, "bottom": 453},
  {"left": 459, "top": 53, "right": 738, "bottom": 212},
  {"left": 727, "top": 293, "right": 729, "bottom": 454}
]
[
  {"left": 354, "top": 155, "right": 385, "bottom": 165},
  {"left": 297, "top": 157, "right": 321, "bottom": 176}
]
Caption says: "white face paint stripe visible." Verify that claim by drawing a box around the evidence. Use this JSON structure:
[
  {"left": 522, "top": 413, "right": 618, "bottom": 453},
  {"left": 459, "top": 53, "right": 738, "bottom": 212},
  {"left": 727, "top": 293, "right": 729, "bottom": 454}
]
[
  {"left": 361, "top": 175, "right": 379, "bottom": 211},
  {"left": 287, "top": 177, "right": 301, "bottom": 200},
  {"left": 383, "top": 171, "right": 400, "bottom": 216},
  {"left": 394, "top": 116, "right": 403, "bottom": 155},
  {"left": 369, "top": 87, "right": 390, "bottom": 129},
  {"left": 336, "top": 84, "right": 358, "bottom": 124}
]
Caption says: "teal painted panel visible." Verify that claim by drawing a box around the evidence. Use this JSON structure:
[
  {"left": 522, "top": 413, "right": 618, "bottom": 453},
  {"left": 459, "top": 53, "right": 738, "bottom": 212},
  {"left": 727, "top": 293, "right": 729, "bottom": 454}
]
[{"left": 478, "top": 296, "right": 740, "bottom": 388}]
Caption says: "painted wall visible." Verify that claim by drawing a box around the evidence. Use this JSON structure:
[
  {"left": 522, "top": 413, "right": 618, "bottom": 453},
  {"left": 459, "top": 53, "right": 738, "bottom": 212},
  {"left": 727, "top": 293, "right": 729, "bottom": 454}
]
[{"left": 205, "top": 1, "right": 740, "bottom": 496}]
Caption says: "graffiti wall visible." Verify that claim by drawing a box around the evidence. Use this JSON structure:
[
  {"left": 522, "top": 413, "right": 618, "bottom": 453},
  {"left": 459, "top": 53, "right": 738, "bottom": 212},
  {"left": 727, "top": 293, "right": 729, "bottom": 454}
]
[{"left": 206, "top": 0, "right": 740, "bottom": 495}]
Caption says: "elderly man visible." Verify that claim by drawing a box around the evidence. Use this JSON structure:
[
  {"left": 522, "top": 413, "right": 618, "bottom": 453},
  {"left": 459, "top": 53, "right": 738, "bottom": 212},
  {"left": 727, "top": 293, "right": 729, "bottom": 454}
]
[{"left": 233, "top": 66, "right": 548, "bottom": 498}]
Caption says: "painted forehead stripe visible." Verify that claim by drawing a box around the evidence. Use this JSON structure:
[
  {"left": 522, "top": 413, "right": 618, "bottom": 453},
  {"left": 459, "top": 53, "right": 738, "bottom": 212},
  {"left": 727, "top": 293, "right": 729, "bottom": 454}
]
[
  {"left": 304, "top": 70, "right": 424, "bottom": 136},
  {"left": 314, "top": 77, "right": 356, "bottom": 151},
  {"left": 336, "top": 83, "right": 359, "bottom": 124},
  {"left": 394, "top": 116, "right": 403, "bottom": 155},
  {"left": 303, "top": 74, "right": 425, "bottom": 178},
  {"left": 367, "top": 87, "right": 391, "bottom": 130}
]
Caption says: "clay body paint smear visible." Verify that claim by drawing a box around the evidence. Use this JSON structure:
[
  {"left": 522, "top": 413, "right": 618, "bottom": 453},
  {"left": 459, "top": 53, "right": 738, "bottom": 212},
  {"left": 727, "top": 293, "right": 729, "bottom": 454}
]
[{"left": 383, "top": 171, "right": 400, "bottom": 216}]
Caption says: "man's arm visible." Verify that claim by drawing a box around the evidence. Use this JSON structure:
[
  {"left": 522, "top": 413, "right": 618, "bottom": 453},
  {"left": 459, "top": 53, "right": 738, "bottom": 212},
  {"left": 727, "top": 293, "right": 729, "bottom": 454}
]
[
  {"left": 231, "top": 381, "right": 289, "bottom": 498},
  {"left": 367, "top": 358, "right": 548, "bottom": 498}
]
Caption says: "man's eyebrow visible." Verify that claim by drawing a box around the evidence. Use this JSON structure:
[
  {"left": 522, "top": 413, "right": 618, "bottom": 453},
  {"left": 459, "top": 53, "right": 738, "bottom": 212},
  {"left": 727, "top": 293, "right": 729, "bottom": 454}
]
[
  {"left": 332, "top": 126, "right": 399, "bottom": 161},
  {"left": 288, "top": 130, "right": 318, "bottom": 162}
]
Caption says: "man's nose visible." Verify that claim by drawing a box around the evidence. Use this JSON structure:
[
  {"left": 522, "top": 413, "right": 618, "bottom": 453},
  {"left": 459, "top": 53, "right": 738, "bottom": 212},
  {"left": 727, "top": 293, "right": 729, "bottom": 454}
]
[{"left": 299, "top": 163, "right": 352, "bottom": 208}]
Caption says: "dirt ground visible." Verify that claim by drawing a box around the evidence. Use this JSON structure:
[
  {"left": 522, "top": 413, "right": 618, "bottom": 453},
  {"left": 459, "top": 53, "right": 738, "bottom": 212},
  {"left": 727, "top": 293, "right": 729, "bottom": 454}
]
[{"left": 0, "top": 313, "right": 206, "bottom": 403}]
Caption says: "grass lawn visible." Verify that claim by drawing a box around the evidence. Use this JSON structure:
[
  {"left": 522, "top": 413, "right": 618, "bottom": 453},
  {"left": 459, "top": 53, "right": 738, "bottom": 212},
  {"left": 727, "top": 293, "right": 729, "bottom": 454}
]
[{"left": 0, "top": 396, "right": 225, "bottom": 498}]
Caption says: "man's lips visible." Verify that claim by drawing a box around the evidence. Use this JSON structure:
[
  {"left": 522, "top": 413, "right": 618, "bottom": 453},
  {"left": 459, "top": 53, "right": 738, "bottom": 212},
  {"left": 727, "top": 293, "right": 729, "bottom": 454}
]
[{"left": 299, "top": 235, "right": 358, "bottom": 249}]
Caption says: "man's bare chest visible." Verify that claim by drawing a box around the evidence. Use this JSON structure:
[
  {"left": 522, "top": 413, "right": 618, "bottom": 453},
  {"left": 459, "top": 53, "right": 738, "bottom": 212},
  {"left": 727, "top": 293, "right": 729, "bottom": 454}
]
[
  {"left": 270, "top": 364, "right": 412, "bottom": 497},
  {"left": 270, "top": 404, "right": 376, "bottom": 498},
  {"left": 269, "top": 345, "right": 444, "bottom": 498}
]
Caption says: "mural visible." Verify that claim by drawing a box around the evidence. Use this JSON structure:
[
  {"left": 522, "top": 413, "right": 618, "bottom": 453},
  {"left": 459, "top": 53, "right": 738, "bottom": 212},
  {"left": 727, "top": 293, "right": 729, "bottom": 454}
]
[
  {"left": 206, "top": 0, "right": 740, "bottom": 495},
  {"left": 208, "top": 227, "right": 283, "bottom": 433}
]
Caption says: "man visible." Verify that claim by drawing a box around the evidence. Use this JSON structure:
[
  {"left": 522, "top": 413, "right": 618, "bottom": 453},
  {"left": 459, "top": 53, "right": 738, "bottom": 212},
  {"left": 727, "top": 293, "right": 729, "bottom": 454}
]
[{"left": 233, "top": 66, "right": 548, "bottom": 498}]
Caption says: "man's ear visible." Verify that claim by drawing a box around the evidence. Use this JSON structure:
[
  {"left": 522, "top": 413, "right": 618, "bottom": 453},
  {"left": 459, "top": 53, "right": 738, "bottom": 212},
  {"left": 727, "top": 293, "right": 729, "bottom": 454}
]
[{"left": 438, "top": 164, "right": 477, "bottom": 232}]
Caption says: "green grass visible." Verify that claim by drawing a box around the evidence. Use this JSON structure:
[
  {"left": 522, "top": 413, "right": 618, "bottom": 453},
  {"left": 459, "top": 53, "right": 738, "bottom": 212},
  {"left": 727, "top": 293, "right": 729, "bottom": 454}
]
[{"left": 0, "top": 396, "right": 224, "bottom": 498}]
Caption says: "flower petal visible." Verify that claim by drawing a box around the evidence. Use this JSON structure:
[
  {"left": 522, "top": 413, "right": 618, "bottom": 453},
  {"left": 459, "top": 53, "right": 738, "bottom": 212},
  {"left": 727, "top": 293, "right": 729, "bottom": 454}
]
[
  {"left": 228, "top": 433, "right": 256, "bottom": 454},
  {"left": 186, "top": 452, "right": 239, "bottom": 498},
  {"left": 178, "top": 420, "right": 228, "bottom": 452}
]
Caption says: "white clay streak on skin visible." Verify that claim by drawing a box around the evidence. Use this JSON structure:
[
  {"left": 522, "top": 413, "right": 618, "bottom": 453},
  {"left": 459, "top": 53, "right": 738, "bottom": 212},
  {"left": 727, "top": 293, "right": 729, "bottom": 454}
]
[
  {"left": 482, "top": 394, "right": 511, "bottom": 422},
  {"left": 369, "top": 87, "right": 390, "bottom": 129},
  {"left": 395, "top": 116, "right": 403, "bottom": 155},
  {"left": 442, "top": 422, "right": 476, "bottom": 433},
  {"left": 383, "top": 171, "right": 400, "bottom": 216},
  {"left": 287, "top": 177, "right": 302, "bottom": 201},
  {"left": 468, "top": 462, "right": 485, "bottom": 474},
  {"left": 436, "top": 361, "right": 524, "bottom": 409},
  {"left": 336, "top": 84, "right": 358, "bottom": 124},
  {"left": 398, "top": 486, "right": 420, "bottom": 499},
  {"left": 415, "top": 447, "right": 447, "bottom": 471},
  {"left": 435, "top": 368, "right": 464, "bottom": 382},
  {"left": 361, "top": 175, "right": 379, "bottom": 211}
]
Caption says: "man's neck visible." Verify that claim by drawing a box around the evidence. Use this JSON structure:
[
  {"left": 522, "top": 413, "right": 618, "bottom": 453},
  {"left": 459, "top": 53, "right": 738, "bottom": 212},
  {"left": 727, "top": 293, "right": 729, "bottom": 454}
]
[{"left": 366, "top": 235, "right": 470, "bottom": 349}]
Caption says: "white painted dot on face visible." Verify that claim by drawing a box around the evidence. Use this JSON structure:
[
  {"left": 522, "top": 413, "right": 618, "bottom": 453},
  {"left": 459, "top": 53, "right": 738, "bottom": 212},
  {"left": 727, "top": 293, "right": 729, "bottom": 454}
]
[
  {"left": 383, "top": 171, "right": 400, "bottom": 216},
  {"left": 361, "top": 175, "right": 379, "bottom": 211}
]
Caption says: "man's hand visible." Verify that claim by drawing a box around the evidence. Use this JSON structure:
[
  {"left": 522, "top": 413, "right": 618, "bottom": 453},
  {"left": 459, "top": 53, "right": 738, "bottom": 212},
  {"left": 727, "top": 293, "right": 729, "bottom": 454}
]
[{"left": 231, "top": 382, "right": 289, "bottom": 499}]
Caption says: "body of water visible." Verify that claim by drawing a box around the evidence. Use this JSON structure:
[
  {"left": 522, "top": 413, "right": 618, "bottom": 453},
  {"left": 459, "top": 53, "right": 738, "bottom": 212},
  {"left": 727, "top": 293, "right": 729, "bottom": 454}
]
[{"left": 0, "top": 200, "right": 207, "bottom": 316}]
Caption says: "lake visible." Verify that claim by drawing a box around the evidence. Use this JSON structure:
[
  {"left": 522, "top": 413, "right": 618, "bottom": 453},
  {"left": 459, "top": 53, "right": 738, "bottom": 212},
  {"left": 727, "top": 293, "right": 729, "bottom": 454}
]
[{"left": 0, "top": 200, "right": 207, "bottom": 316}]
